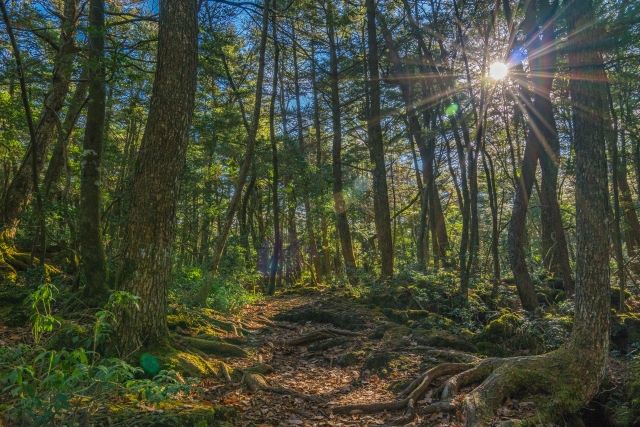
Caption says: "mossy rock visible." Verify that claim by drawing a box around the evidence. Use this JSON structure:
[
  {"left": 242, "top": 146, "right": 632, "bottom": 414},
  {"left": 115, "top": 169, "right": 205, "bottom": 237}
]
[
  {"left": 475, "top": 310, "right": 544, "bottom": 355},
  {"left": 105, "top": 401, "right": 236, "bottom": 426},
  {"left": 482, "top": 310, "right": 524, "bottom": 338},
  {"left": 274, "top": 307, "right": 365, "bottom": 330},
  {"left": 412, "top": 328, "right": 477, "bottom": 352},
  {"left": 363, "top": 351, "right": 396, "bottom": 375}
]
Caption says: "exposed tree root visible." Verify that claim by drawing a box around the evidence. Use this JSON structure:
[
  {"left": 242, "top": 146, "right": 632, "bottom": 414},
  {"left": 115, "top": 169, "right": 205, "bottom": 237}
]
[
  {"left": 407, "top": 346, "right": 481, "bottom": 363},
  {"left": 254, "top": 315, "right": 297, "bottom": 330},
  {"left": 333, "top": 348, "right": 600, "bottom": 426},
  {"left": 174, "top": 334, "right": 249, "bottom": 358},
  {"left": 286, "top": 327, "right": 363, "bottom": 346},
  {"left": 241, "top": 371, "right": 325, "bottom": 403},
  {"left": 332, "top": 363, "right": 471, "bottom": 415}
]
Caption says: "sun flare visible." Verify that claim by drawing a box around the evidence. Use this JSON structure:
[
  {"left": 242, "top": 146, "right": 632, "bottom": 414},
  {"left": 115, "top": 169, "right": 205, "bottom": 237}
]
[{"left": 489, "top": 61, "right": 509, "bottom": 80}]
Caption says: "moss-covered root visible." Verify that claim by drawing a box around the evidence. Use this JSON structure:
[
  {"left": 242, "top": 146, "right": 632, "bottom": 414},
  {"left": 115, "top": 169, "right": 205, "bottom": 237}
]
[
  {"left": 156, "top": 344, "right": 235, "bottom": 379},
  {"left": 176, "top": 335, "right": 249, "bottom": 358},
  {"left": 460, "top": 349, "right": 596, "bottom": 426}
]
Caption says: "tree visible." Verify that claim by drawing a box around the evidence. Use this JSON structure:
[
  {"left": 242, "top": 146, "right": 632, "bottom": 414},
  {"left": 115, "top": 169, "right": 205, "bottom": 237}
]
[
  {"left": 267, "top": 0, "right": 281, "bottom": 296},
  {"left": 79, "top": 0, "right": 108, "bottom": 303},
  {"left": 115, "top": 0, "right": 198, "bottom": 355},
  {"left": 327, "top": 0, "right": 357, "bottom": 284},
  {"left": 365, "top": 0, "right": 393, "bottom": 279}
]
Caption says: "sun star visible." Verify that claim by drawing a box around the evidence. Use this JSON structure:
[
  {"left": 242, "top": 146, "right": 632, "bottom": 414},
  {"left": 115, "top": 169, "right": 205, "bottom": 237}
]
[{"left": 489, "top": 61, "right": 509, "bottom": 80}]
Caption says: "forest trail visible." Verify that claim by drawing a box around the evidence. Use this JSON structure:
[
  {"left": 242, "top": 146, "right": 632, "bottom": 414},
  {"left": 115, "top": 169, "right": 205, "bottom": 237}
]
[{"left": 204, "top": 292, "right": 476, "bottom": 426}]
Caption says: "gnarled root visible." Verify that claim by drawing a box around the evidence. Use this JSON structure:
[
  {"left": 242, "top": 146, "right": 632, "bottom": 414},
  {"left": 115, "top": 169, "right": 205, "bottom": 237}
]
[
  {"left": 174, "top": 334, "right": 249, "bottom": 358},
  {"left": 286, "top": 327, "right": 363, "bottom": 346},
  {"left": 461, "top": 349, "right": 597, "bottom": 426},
  {"left": 332, "top": 362, "right": 471, "bottom": 416},
  {"left": 332, "top": 348, "right": 599, "bottom": 426}
]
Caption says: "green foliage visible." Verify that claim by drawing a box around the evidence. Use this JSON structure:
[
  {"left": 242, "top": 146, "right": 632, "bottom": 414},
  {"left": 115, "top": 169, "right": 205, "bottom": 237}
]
[
  {"left": 171, "top": 265, "right": 260, "bottom": 312},
  {"left": 93, "top": 291, "right": 141, "bottom": 350},
  {"left": 0, "top": 344, "right": 194, "bottom": 424},
  {"left": 30, "top": 281, "right": 61, "bottom": 344}
]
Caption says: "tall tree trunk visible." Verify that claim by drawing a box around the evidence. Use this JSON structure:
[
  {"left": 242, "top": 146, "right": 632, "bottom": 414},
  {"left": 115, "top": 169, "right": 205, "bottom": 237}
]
[
  {"left": 290, "top": 22, "right": 320, "bottom": 283},
  {"left": 114, "top": 0, "right": 198, "bottom": 355},
  {"left": 534, "top": 1, "right": 573, "bottom": 293},
  {"left": 267, "top": 0, "right": 281, "bottom": 296},
  {"left": 79, "top": 0, "right": 108, "bottom": 303},
  {"left": 508, "top": 1, "right": 553, "bottom": 311},
  {"left": 483, "top": 150, "right": 501, "bottom": 288},
  {"left": 366, "top": 0, "right": 393, "bottom": 279},
  {"left": 310, "top": 41, "right": 330, "bottom": 279},
  {"left": 608, "top": 88, "right": 626, "bottom": 310},
  {"left": 1, "top": 0, "right": 78, "bottom": 239},
  {"left": 566, "top": 0, "right": 610, "bottom": 393},
  {"left": 327, "top": 0, "right": 357, "bottom": 284}
]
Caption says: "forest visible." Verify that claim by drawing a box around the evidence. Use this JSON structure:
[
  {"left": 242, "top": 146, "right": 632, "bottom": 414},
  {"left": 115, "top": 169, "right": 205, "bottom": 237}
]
[{"left": 0, "top": 0, "right": 639, "bottom": 425}]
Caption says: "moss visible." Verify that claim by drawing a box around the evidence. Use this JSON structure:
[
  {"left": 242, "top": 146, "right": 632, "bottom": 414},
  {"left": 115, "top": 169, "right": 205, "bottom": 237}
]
[
  {"left": 149, "top": 345, "right": 231, "bottom": 378},
  {"left": 483, "top": 310, "right": 524, "bottom": 337},
  {"left": 167, "top": 306, "right": 241, "bottom": 337},
  {"left": 412, "top": 328, "right": 477, "bottom": 352},
  {"left": 105, "top": 400, "right": 236, "bottom": 426},
  {"left": 474, "top": 310, "right": 544, "bottom": 355},
  {"left": 274, "top": 307, "right": 365, "bottom": 330},
  {"left": 178, "top": 336, "right": 248, "bottom": 358}
]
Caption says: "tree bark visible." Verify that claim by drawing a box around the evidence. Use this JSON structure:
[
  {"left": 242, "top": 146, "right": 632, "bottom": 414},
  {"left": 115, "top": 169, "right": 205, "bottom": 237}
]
[
  {"left": 366, "top": 0, "right": 393, "bottom": 279},
  {"left": 267, "top": 0, "right": 281, "bottom": 296},
  {"left": 327, "top": 0, "right": 357, "bottom": 284},
  {"left": 79, "top": 0, "right": 108, "bottom": 303},
  {"left": 566, "top": 0, "right": 610, "bottom": 387},
  {"left": 115, "top": 0, "right": 198, "bottom": 356}
]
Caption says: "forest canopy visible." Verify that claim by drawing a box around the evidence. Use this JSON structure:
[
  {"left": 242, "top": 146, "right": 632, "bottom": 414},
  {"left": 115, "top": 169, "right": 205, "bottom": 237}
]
[{"left": 1, "top": 0, "right": 640, "bottom": 425}]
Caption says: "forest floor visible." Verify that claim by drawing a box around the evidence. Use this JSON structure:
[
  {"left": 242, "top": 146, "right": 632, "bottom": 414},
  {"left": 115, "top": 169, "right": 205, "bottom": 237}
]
[
  {"left": 1, "top": 282, "right": 634, "bottom": 426},
  {"left": 198, "top": 291, "right": 535, "bottom": 426}
]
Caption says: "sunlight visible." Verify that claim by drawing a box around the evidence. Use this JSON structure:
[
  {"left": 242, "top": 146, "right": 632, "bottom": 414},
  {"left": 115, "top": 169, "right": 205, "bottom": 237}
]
[{"left": 489, "top": 61, "right": 509, "bottom": 80}]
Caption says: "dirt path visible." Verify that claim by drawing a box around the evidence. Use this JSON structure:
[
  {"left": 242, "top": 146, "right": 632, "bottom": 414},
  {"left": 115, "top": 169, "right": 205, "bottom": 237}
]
[{"left": 205, "top": 293, "right": 462, "bottom": 426}]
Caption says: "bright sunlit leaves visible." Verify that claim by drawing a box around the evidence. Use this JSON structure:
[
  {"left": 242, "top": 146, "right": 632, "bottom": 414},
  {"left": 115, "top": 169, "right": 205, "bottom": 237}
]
[
  {"left": 445, "top": 103, "right": 459, "bottom": 117},
  {"left": 489, "top": 62, "right": 509, "bottom": 80}
]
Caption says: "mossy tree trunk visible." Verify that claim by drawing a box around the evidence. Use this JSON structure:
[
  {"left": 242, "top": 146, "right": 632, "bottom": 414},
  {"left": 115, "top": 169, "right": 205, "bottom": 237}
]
[
  {"left": 114, "top": 0, "right": 198, "bottom": 356},
  {"left": 79, "top": 0, "right": 108, "bottom": 304},
  {"left": 565, "top": 0, "right": 610, "bottom": 374}
]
